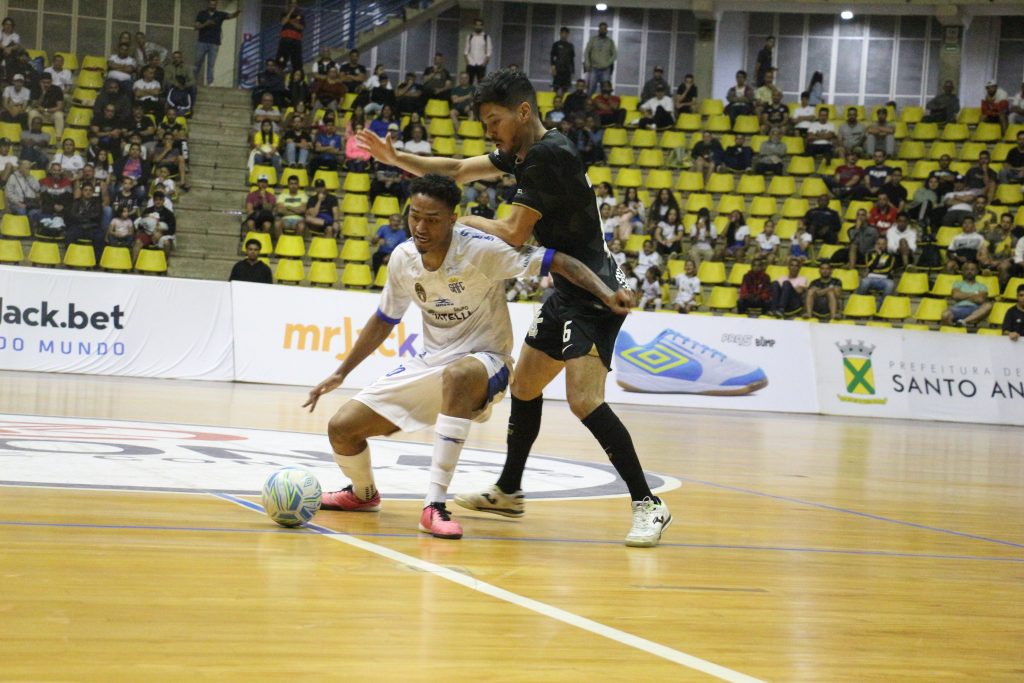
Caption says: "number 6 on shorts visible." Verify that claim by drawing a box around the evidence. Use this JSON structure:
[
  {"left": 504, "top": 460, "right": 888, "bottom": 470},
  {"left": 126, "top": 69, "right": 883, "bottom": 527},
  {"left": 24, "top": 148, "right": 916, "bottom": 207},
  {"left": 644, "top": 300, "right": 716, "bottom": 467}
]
[{"left": 562, "top": 320, "right": 572, "bottom": 344}]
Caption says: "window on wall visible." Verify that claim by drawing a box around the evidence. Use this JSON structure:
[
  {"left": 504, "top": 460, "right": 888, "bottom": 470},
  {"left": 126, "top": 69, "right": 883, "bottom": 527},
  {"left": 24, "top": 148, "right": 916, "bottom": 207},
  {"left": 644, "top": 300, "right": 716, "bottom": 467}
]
[{"left": 997, "top": 17, "right": 1024, "bottom": 89}]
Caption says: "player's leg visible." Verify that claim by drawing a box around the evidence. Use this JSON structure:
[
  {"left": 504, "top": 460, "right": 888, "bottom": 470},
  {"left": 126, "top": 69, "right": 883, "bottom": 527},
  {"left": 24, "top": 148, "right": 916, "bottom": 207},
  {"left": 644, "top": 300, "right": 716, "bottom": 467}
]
[{"left": 321, "top": 400, "right": 399, "bottom": 511}]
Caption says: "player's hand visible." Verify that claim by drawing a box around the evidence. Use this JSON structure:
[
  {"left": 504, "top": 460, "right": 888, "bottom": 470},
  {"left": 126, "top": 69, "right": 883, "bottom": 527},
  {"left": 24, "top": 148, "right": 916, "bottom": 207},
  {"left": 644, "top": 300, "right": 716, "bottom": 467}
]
[
  {"left": 356, "top": 128, "right": 398, "bottom": 166},
  {"left": 303, "top": 372, "right": 344, "bottom": 412},
  {"left": 604, "top": 289, "right": 633, "bottom": 316}
]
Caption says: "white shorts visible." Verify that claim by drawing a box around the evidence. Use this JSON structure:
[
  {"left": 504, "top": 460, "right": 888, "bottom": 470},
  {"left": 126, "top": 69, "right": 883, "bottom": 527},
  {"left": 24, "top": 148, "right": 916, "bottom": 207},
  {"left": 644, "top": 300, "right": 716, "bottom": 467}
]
[{"left": 352, "top": 352, "right": 512, "bottom": 433}]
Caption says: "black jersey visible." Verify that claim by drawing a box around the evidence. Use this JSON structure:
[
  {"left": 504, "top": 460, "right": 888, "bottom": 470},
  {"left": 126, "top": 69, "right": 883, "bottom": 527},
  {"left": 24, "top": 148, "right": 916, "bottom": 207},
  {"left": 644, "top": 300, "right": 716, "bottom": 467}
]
[{"left": 488, "top": 129, "right": 622, "bottom": 304}]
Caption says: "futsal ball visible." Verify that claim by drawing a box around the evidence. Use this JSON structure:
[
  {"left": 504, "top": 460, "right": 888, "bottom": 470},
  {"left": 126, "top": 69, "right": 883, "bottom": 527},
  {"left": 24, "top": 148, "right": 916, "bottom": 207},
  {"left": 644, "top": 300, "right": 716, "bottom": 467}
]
[{"left": 261, "top": 466, "right": 322, "bottom": 527}]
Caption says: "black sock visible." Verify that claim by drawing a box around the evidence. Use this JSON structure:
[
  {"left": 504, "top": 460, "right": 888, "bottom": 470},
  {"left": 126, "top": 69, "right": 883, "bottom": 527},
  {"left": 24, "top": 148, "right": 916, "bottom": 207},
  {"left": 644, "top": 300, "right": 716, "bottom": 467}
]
[
  {"left": 581, "top": 403, "right": 656, "bottom": 502},
  {"left": 495, "top": 395, "right": 543, "bottom": 494}
]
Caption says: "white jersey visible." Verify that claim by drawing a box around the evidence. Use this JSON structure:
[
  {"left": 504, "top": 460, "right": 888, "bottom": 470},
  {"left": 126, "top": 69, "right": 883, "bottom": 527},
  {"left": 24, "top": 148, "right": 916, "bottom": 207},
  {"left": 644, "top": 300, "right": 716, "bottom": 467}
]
[{"left": 376, "top": 225, "right": 553, "bottom": 366}]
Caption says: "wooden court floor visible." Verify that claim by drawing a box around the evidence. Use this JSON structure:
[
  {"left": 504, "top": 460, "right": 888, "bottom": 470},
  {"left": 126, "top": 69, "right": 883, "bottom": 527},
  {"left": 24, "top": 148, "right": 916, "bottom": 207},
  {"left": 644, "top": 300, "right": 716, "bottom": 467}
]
[{"left": 0, "top": 370, "right": 1021, "bottom": 682}]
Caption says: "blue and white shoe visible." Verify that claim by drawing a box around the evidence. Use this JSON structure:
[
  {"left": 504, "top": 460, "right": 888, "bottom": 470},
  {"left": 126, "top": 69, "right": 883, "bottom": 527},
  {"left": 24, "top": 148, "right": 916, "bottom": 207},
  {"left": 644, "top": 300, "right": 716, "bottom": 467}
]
[{"left": 614, "top": 329, "right": 768, "bottom": 395}]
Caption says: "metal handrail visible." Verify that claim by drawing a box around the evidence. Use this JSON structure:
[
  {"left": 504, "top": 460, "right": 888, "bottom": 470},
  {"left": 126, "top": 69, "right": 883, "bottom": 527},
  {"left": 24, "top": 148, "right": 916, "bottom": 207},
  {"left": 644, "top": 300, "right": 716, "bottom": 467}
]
[{"left": 238, "top": 0, "right": 411, "bottom": 88}]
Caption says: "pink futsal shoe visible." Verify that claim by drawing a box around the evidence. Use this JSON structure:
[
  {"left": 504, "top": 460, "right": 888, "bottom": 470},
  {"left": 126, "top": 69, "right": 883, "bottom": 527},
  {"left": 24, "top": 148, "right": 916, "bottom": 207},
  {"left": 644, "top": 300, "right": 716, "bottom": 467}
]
[
  {"left": 320, "top": 485, "right": 381, "bottom": 512},
  {"left": 418, "top": 503, "right": 463, "bottom": 540}
]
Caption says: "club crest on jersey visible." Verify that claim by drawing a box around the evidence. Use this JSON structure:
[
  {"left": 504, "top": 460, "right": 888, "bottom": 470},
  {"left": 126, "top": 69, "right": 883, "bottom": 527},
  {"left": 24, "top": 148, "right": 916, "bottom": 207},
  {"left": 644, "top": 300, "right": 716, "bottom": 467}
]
[
  {"left": 447, "top": 277, "right": 465, "bottom": 294},
  {"left": 415, "top": 283, "right": 427, "bottom": 302}
]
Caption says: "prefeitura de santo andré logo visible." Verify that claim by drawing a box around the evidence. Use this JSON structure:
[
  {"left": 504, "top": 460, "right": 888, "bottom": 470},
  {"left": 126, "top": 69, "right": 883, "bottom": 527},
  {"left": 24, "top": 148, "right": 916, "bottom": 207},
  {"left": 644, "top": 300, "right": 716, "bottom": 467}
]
[{"left": 836, "top": 339, "right": 888, "bottom": 404}]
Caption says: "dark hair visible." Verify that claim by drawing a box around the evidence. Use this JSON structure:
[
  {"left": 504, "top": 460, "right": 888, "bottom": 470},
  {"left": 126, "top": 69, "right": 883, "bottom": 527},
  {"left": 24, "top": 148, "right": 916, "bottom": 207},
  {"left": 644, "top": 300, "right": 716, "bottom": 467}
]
[
  {"left": 245, "top": 239, "right": 262, "bottom": 250},
  {"left": 560, "top": 26, "right": 569, "bottom": 33},
  {"left": 473, "top": 68, "right": 537, "bottom": 118},
  {"left": 800, "top": 91, "right": 810, "bottom": 99},
  {"left": 409, "top": 173, "right": 461, "bottom": 210},
  {"left": 152, "top": 191, "right": 165, "bottom": 200},
  {"left": 1017, "top": 284, "right": 1024, "bottom": 295},
  {"left": 736, "top": 70, "right": 747, "bottom": 78}
]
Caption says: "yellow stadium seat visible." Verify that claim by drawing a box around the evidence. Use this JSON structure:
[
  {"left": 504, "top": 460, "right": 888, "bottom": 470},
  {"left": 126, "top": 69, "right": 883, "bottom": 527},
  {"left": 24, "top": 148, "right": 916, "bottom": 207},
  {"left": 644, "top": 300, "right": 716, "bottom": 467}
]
[
  {"left": 495, "top": 203, "right": 514, "bottom": 220},
  {"left": 71, "top": 86, "right": 98, "bottom": 106},
  {"left": 274, "top": 234, "right": 305, "bottom": 258},
  {"left": 970, "top": 122, "right": 1001, "bottom": 143},
  {"left": 843, "top": 200, "right": 873, "bottom": 222},
  {"left": 697, "top": 261, "right": 726, "bottom": 285},
  {"left": 606, "top": 147, "right": 633, "bottom": 167},
  {"left": 902, "top": 323, "right": 930, "bottom": 331},
  {"left": 587, "top": 165, "right": 612, "bottom": 186},
  {"left": 865, "top": 321, "right": 891, "bottom": 329},
  {"left": 700, "top": 99, "right": 724, "bottom": 117},
  {"left": 957, "top": 107, "right": 981, "bottom": 126},
  {"left": 77, "top": 69, "right": 105, "bottom": 89},
  {"left": 308, "top": 261, "right": 338, "bottom": 287},
  {"left": 1005, "top": 123, "right": 1024, "bottom": 142},
  {"left": 630, "top": 129, "right": 657, "bottom": 148},
  {"left": 733, "top": 115, "right": 759, "bottom": 134},
  {"left": 749, "top": 196, "right": 776, "bottom": 217},
  {"left": 957, "top": 144, "right": 988, "bottom": 166},
  {"left": 934, "top": 227, "right": 961, "bottom": 248},
  {"left": 911, "top": 122, "right": 939, "bottom": 141},
  {"left": 535, "top": 90, "right": 555, "bottom": 110},
  {"left": 707, "top": 286, "right": 738, "bottom": 310},
  {"left": 833, "top": 268, "right": 859, "bottom": 291},
  {"left": 63, "top": 242, "right": 96, "bottom": 269},
  {"left": 767, "top": 175, "right": 796, "bottom": 197},
  {"left": 876, "top": 296, "right": 911, "bottom": 320},
  {"left": 779, "top": 135, "right": 804, "bottom": 156},
  {"left": 374, "top": 264, "right": 388, "bottom": 288},
  {"left": 1003, "top": 278, "right": 1024, "bottom": 300},
  {"left": 242, "top": 231, "right": 273, "bottom": 255},
  {"left": 659, "top": 131, "right": 686, "bottom": 150},
  {"left": 280, "top": 168, "right": 309, "bottom": 188},
  {"left": 939, "top": 325, "right": 967, "bottom": 334},
  {"left": 371, "top": 195, "right": 401, "bottom": 217},
  {"left": 895, "top": 272, "right": 928, "bottom": 296},
  {"left": 705, "top": 173, "right": 735, "bottom": 194},
  {"left": 308, "top": 236, "right": 338, "bottom": 260},
  {"left": 274, "top": 258, "right": 304, "bottom": 284},
  {"left": 312, "top": 169, "right": 340, "bottom": 191},
  {"left": 54, "top": 51, "right": 78, "bottom": 71},
  {"left": 636, "top": 149, "right": 663, "bottom": 168},
  {"left": 66, "top": 107, "right": 93, "bottom": 128},
  {"left": 619, "top": 95, "right": 639, "bottom": 112},
  {"left": 976, "top": 326, "right": 1002, "bottom": 336},
  {"left": 926, "top": 141, "right": 955, "bottom": 160},
  {"left": 423, "top": 99, "right": 450, "bottom": 118},
  {"left": 929, "top": 273, "right": 958, "bottom": 298},
  {"left": 341, "top": 239, "right": 370, "bottom": 262},
  {"left": 800, "top": 177, "right": 828, "bottom": 198},
  {"left": 717, "top": 194, "right": 745, "bottom": 215},
  {"left": 705, "top": 115, "right": 730, "bottom": 133},
  {"left": 134, "top": 248, "right": 167, "bottom": 274},
  {"left": 342, "top": 216, "right": 369, "bottom": 238},
  {"left": 843, "top": 294, "right": 877, "bottom": 318},
  {"left": 900, "top": 106, "right": 924, "bottom": 124},
  {"left": 613, "top": 168, "right": 642, "bottom": 188},
  {"left": 603, "top": 127, "right": 628, "bottom": 147},
  {"left": 994, "top": 184, "right": 1023, "bottom": 206},
  {"left": 0, "top": 238, "right": 23, "bottom": 263},
  {"left": 675, "top": 113, "right": 701, "bottom": 132},
  {"left": 645, "top": 169, "right": 673, "bottom": 190},
  {"left": 1, "top": 214, "right": 31, "bottom": 238},
  {"left": 781, "top": 198, "right": 809, "bottom": 218},
  {"left": 432, "top": 137, "right": 456, "bottom": 156},
  {"left": 0, "top": 122, "right": 21, "bottom": 143},
  {"left": 765, "top": 264, "right": 787, "bottom": 281},
  {"left": 727, "top": 262, "right": 751, "bottom": 286},
  {"left": 29, "top": 169, "right": 45, "bottom": 182},
  {"left": 977, "top": 275, "right": 1000, "bottom": 299},
  {"left": 342, "top": 172, "right": 370, "bottom": 193},
  {"left": 460, "top": 138, "right": 487, "bottom": 157},
  {"left": 457, "top": 119, "right": 484, "bottom": 138},
  {"left": 81, "top": 54, "right": 107, "bottom": 71},
  {"left": 786, "top": 156, "right": 815, "bottom": 176},
  {"left": 675, "top": 171, "right": 704, "bottom": 192},
  {"left": 341, "top": 263, "right": 372, "bottom": 288},
  {"left": 909, "top": 160, "right": 938, "bottom": 180},
  {"left": 683, "top": 192, "right": 713, "bottom": 214},
  {"left": 735, "top": 175, "right": 766, "bottom": 196},
  {"left": 774, "top": 219, "right": 798, "bottom": 240},
  {"left": 339, "top": 92, "right": 358, "bottom": 111},
  {"left": 623, "top": 234, "right": 647, "bottom": 255},
  {"left": 427, "top": 117, "right": 454, "bottom": 138},
  {"left": 987, "top": 302, "right": 1012, "bottom": 327},
  {"left": 341, "top": 193, "right": 369, "bottom": 215},
  {"left": 897, "top": 140, "right": 925, "bottom": 161},
  {"left": 991, "top": 143, "right": 1014, "bottom": 163},
  {"left": 248, "top": 165, "right": 277, "bottom": 186}
]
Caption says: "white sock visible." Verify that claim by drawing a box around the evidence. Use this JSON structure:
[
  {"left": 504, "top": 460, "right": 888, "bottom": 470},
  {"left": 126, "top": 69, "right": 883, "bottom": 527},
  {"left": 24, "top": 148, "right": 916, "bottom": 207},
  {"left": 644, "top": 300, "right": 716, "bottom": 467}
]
[
  {"left": 425, "top": 414, "right": 472, "bottom": 506},
  {"left": 333, "top": 446, "right": 376, "bottom": 501}
]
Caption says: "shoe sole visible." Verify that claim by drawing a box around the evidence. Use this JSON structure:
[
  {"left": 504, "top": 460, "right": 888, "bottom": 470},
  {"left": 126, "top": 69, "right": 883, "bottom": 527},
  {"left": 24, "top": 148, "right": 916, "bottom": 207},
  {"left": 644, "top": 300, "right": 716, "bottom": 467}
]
[
  {"left": 453, "top": 495, "right": 524, "bottom": 518},
  {"left": 320, "top": 502, "right": 381, "bottom": 512},
  {"left": 624, "top": 514, "right": 673, "bottom": 548},
  {"left": 616, "top": 377, "right": 769, "bottom": 396},
  {"left": 418, "top": 523, "right": 462, "bottom": 539}
]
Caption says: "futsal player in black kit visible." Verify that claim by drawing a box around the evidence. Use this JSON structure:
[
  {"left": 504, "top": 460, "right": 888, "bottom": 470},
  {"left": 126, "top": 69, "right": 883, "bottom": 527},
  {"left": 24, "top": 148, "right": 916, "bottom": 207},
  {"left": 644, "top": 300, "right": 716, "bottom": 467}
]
[{"left": 356, "top": 68, "right": 670, "bottom": 547}]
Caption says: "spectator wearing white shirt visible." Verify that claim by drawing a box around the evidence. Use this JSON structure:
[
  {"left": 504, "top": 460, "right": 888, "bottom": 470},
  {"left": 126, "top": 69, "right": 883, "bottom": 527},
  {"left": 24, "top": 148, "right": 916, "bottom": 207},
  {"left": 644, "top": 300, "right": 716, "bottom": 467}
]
[
  {"left": 0, "top": 17, "right": 19, "bottom": 60},
  {"left": 635, "top": 239, "right": 663, "bottom": 280},
  {"left": 106, "top": 43, "right": 137, "bottom": 87},
  {"left": 638, "top": 266, "right": 663, "bottom": 310},
  {"left": 401, "top": 124, "right": 431, "bottom": 156},
  {"left": 52, "top": 138, "right": 85, "bottom": 180},
  {"left": 44, "top": 54, "right": 75, "bottom": 94},
  {"left": 608, "top": 238, "right": 626, "bottom": 267},
  {"left": 0, "top": 138, "right": 18, "bottom": 183},
  {"left": 791, "top": 91, "right": 816, "bottom": 132},
  {"left": 885, "top": 213, "right": 917, "bottom": 268},
  {"left": 673, "top": 259, "right": 701, "bottom": 313},
  {"left": 805, "top": 107, "right": 837, "bottom": 161},
  {"left": 463, "top": 18, "right": 491, "bottom": 85},
  {"left": 133, "top": 66, "right": 164, "bottom": 117},
  {"left": 1010, "top": 82, "right": 1024, "bottom": 126},
  {"left": 1, "top": 73, "right": 30, "bottom": 128},
  {"left": 755, "top": 220, "right": 781, "bottom": 261},
  {"left": 637, "top": 84, "right": 674, "bottom": 129},
  {"left": 688, "top": 209, "right": 717, "bottom": 264}
]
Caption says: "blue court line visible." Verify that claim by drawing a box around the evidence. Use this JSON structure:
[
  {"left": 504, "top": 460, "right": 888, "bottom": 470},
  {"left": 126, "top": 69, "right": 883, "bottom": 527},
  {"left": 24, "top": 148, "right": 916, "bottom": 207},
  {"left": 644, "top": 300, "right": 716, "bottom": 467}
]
[{"left": 677, "top": 475, "right": 1024, "bottom": 550}]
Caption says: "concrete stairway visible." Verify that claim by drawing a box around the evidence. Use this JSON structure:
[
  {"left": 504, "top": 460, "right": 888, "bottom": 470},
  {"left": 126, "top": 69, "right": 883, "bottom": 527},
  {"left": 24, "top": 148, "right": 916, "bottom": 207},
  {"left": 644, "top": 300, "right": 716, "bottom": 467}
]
[{"left": 171, "top": 86, "right": 252, "bottom": 281}]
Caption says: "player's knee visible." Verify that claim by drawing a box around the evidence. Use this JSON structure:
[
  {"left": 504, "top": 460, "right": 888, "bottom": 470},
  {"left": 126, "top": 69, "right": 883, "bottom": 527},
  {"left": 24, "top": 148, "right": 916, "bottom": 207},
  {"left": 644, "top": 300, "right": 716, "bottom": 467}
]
[
  {"left": 327, "top": 412, "right": 357, "bottom": 450},
  {"left": 567, "top": 392, "right": 602, "bottom": 420}
]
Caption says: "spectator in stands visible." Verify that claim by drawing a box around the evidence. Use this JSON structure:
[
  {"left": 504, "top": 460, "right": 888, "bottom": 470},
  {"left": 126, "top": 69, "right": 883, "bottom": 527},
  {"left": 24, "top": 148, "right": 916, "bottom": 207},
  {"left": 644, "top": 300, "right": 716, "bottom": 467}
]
[
  {"left": 154, "top": 130, "right": 192, "bottom": 191},
  {"left": 286, "top": 68, "right": 310, "bottom": 108},
  {"left": 940, "top": 261, "right": 992, "bottom": 327},
  {"left": 607, "top": 238, "right": 626, "bottom": 268},
  {"left": 691, "top": 130, "right": 723, "bottom": 182},
  {"left": 637, "top": 266, "right": 663, "bottom": 311},
  {"left": 65, "top": 180, "right": 105, "bottom": 260},
  {"left": 837, "top": 107, "right": 866, "bottom": 158},
  {"left": 928, "top": 154, "right": 957, "bottom": 197},
  {"left": 754, "top": 219, "right": 781, "bottom": 262},
  {"left": 562, "top": 79, "right": 588, "bottom": 120},
  {"left": 864, "top": 107, "right": 895, "bottom": 157},
  {"left": 584, "top": 22, "right": 616, "bottom": 95},
  {"left": 110, "top": 175, "right": 143, "bottom": 222},
  {"left": 946, "top": 216, "right": 989, "bottom": 273},
  {"left": 130, "top": 66, "right": 162, "bottom": 118},
  {"left": 674, "top": 73, "right": 698, "bottom": 115},
  {"left": 337, "top": 48, "right": 367, "bottom": 99},
  {"left": 344, "top": 122, "right": 371, "bottom": 172},
  {"left": 273, "top": 175, "right": 305, "bottom": 237},
  {"left": 229, "top": 238, "right": 273, "bottom": 283},
  {"left": 592, "top": 80, "right": 624, "bottom": 127},
  {"left": 999, "top": 130, "right": 1024, "bottom": 185},
  {"left": 93, "top": 79, "right": 131, "bottom": 122},
  {"left": 1008, "top": 81, "right": 1024, "bottom": 126},
  {"left": 906, "top": 175, "right": 941, "bottom": 230},
  {"left": 724, "top": 70, "right": 754, "bottom": 125},
  {"left": 980, "top": 79, "right": 1009, "bottom": 132},
  {"left": 857, "top": 149, "right": 894, "bottom": 200},
  {"left": 106, "top": 42, "right": 136, "bottom": 93},
  {"left": 165, "top": 51, "right": 196, "bottom": 105},
  {"left": 718, "top": 134, "right": 753, "bottom": 173},
  {"left": 550, "top": 27, "right": 575, "bottom": 96},
  {"left": 194, "top": 0, "right": 239, "bottom": 86},
  {"left": 127, "top": 103, "right": 158, "bottom": 157},
  {"left": 886, "top": 212, "right": 917, "bottom": 269},
  {"left": 635, "top": 238, "right": 663, "bottom": 280},
  {"left": 242, "top": 174, "right": 276, "bottom": 235},
  {"left": 166, "top": 76, "right": 194, "bottom": 119},
  {"left": 965, "top": 150, "right": 997, "bottom": 203},
  {"left": 0, "top": 17, "right": 18, "bottom": 64},
  {"left": 250, "top": 120, "right": 282, "bottom": 178},
  {"left": 923, "top": 80, "right": 960, "bottom": 123},
  {"left": 971, "top": 195, "right": 998, "bottom": 233},
  {"left": 769, "top": 257, "right": 807, "bottom": 317},
  {"left": 856, "top": 236, "right": 896, "bottom": 304},
  {"left": 313, "top": 65, "right": 347, "bottom": 112},
  {"left": 17, "top": 119, "right": 49, "bottom": 170},
  {"left": 313, "top": 47, "right": 336, "bottom": 82},
  {"left": 469, "top": 192, "right": 494, "bottom": 219},
  {"left": 577, "top": 114, "right": 604, "bottom": 165},
  {"left": 737, "top": 256, "right": 771, "bottom": 314},
  {"left": 542, "top": 94, "right": 566, "bottom": 128},
  {"left": 136, "top": 190, "right": 175, "bottom": 256},
  {"left": 983, "top": 212, "right": 1015, "bottom": 285},
  {"left": 844, "top": 208, "right": 878, "bottom": 268},
  {"left": 807, "top": 71, "right": 825, "bottom": 105},
  {"left": 361, "top": 71, "right": 395, "bottom": 118},
  {"left": 371, "top": 212, "right": 408, "bottom": 274},
  {"left": 1002, "top": 284, "right": 1024, "bottom": 340},
  {"left": 804, "top": 194, "right": 841, "bottom": 244},
  {"left": 828, "top": 152, "right": 864, "bottom": 201},
  {"left": 868, "top": 193, "right": 898, "bottom": 236},
  {"left": 395, "top": 72, "right": 424, "bottom": 116},
  {"left": 654, "top": 207, "right": 683, "bottom": 258},
  {"left": 38, "top": 161, "right": 72, "bottom": 234},
  {"left": 939, "top": 175, "right": 977, "bottom": 226},
  {"left": 114, "top": 142, "right": 149, "bottom": 188},
  {"left": 44, "top": 54, "right": 74, "bottom": 95},
  {"left": 640, "top": 66, "right": 669, "bottom": 104},
  {"left": 303, "top": 178, "right": 338, "bottom": 238},
  {"left": 754, "top": 127, "right": 787, "bottom": 175},
  {"left": 282, "top": 114, "right": 311, "bottom": 169},
  {"left": 637, "top": 83, "right": 673, "bottom": 130},
  {"left": 622, "top": 187, "right": 646, "bottom": 227},
  {"left": 6, "top": 159, "right": 40, "bottom": 221},
  {"left": 880, "top": 167, "right": 908, "bottom": 213},
  {"left": 1, "top": 72, "right": 29, "bottom": 128},
  {"left": 28, "top": 72, "right": 64, "bottom": 139},
  {"left": 594, "top": 181, "right": 616, "bottom": 211},
  {"left": 106, "top": 204, "right": 136, "bottom": 249},
  {"left": 647, "top": 188, "right": 678, "bottom": 229},
  {"left": 760, "top": 90, "right": 789, "bottom": 135},
  {"left": 750, "top": 34, "right": 773, "bottom": 84},
  {"left": 804, "top": 262, "right": 842, "bottom": 321},
  {"left": 672, "top": 259, "right": 701, "bottom": 313},
  {"left": 789, "top": 220, "right": 812, "bottom": 263},
  {"left": 90, "top": 103, "right": 129, "bottom": 159},
  {"left": 0, "top": 137, "right": 17, "bottom": 181},
  {"left": 53, "top": 137, "right": 85, "bottom": 180},
  {"left": 445, "top": 72, "right": 474, "bottom": 129},
  {"left": 805, "top": 107, "right": 837, "bottom": 161},
  {"left": 791, "top": 91, "right": 816, "bottom": 135},
  {"left": 401, "top": 123, "right": 430, "bottom": 156},
  {"left": 598, "top": 203, "right": 616, "bottom": 241},
  {"left": 422, "top": 52, "right": 452, "bottom": 102},
  {"left": 689, "top": 208, "right": 717, "bottom": 264},
  {"left": 464, "top": 18, "right": 491, "bottom": 85},
  {"left": 368, "top": 104, "right": 398, "bottom": 139},
  {"left": 753, "top": 69, "right": 778, "bottom": 115},
  {"left": 134, "top": 31, "right": 168, "bottom": 67},
  {"left": 276, "top": 0, "right": 305, "bottom": 73},
  {"left": 716, "top": 210, "right": 751, "bottom": 262}
]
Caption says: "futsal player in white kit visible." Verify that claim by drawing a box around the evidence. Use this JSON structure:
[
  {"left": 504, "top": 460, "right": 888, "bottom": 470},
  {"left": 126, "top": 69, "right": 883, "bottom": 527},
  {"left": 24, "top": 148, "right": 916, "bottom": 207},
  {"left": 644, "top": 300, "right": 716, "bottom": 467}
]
[{"left": 303, "top": 175, "right": 630, "bottom": 539}]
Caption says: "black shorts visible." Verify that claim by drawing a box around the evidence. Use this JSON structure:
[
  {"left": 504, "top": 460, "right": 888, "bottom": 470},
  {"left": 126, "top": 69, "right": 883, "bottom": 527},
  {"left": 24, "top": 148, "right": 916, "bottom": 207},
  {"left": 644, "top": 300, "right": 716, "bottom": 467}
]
[{"left": 524, "top": 290, "right": 624, "bottom": 370}]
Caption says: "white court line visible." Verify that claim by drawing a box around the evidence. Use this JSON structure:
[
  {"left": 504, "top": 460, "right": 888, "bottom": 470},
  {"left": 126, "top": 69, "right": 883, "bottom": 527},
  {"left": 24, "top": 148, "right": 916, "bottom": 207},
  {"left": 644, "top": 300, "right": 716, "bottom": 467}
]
[{"left": 216, "top": 493, "right": 766, "bottom": 683}]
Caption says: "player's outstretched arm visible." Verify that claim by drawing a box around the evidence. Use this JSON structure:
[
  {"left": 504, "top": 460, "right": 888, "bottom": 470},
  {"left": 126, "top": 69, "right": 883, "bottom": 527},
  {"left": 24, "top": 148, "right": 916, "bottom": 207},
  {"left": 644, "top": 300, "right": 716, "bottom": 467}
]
[
  {"left": 303, "top": 313, "right": 395, "bottom": 412},
  {"left": 460, "top": 203, "right": 540, "bottom": 248},
  {"left": 355, "top": 129, "right": 501, "bottom": 184},
  {"left": 549, "top": 252, "right": 632, "bottom": 315}
]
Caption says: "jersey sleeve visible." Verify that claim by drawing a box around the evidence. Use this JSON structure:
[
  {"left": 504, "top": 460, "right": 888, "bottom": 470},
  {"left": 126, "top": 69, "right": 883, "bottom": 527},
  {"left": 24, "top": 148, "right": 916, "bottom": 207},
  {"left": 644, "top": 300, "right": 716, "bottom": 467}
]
[
  {"left": 464, "top": 229, "right": 554, "bottom": 281},
  {"left": 375, "top": 250, "right": 412, "bottom": 324},
  {"left": 487, "top": 147, "right": 516, "bottom": 174}
]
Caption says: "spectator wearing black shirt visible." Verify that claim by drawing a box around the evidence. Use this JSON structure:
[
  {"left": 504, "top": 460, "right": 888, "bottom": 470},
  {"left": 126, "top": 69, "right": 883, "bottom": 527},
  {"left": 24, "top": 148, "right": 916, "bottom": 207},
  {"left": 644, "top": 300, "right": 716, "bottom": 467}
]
[
  {"left": 338, "top": 49, "right": 368, "bottom": 98},
  {"left": 804, "top": 194, "right": 841, "bottom": 244},
  {"left": 304, "top": 179, "right": 338, "bottom": 238},
  {"left": 469, "top": 191, "right": 495, "bottom": 219},
  {"left": 691, "top": 131, "right": 724, "bottom": 181},
  {"left": 998, "top": 131, "right": 1024, "bottom": 184},
  {"left": 194, "top": 0, "right": 239, "bottom": 86},
  {"left": 674, "top": 73, "right": 698, "bottom": 115},
  {"left": 395, "top": 72, "right": 424, "bottom": 116},
  {"left": 230, "top": 239, "right": 273, "bottom": 284},
  {"left": 718, "top": 134, "right": 753, "bottom": 173},
  {"left": 1003, "top": 284, "right": 1024, "bottom": 341},
  {"left": 880, "top": 167, "right": 908, "bottom": 212},
  {"left": 803, "top": 262, "right": 842, "bottom": 320},
  {"left": 562, "top": 79, "right": 589, "bottom": 119},
  {"left": 28, "top": 72, "right": 64, "bottom": 138},
  {"left": 276, "top": 0, "right": 305, "bottom": 73},
  {"left": 422, "top": 53, "right": 453, "bottom": 101},
  {"left": 66, "top": 181, "right": 105, "bottom": 260},
  {"left": 754, "top": 37, "right": 774, "bottom": 87},
  {"left": 550, "top": 27, "right": 575, "bottom": 95},
  {"left": 928, "top": 154, "right": 957, "bottom": 197},
  {"left": 964, "top": 150, "right": 997, "bottom": 203}
]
